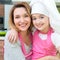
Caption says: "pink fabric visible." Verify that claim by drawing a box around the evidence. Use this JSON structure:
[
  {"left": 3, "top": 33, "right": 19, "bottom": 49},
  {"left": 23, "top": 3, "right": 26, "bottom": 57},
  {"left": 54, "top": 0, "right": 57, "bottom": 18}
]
[
  {"left": 32, "top": 28, "right": 57, "bottom": 60},
  {"left": 18, "top": 33, "right": 33, "bottom": 60}
]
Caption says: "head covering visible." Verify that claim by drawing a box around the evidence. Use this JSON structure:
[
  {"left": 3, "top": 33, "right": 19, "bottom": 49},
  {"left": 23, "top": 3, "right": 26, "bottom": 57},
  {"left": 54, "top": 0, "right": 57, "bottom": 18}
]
[
  {"left": 30, "top": 2, "right": 49, "bottom": 16},
  {"left": 30, "top": 0, "right": 60, "bottom": 34}
]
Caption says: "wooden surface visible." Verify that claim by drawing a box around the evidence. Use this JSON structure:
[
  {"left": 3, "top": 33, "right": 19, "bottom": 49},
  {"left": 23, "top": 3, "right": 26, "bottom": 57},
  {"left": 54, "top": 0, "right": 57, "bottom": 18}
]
[{"left": 0, "top": 40, "right": 4, "bottom": 60}]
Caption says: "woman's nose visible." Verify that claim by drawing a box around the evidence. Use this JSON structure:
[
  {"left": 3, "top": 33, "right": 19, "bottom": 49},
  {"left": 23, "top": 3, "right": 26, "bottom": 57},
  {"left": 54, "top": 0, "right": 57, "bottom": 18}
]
[{"left": 20, "top": 17, "right": 24, "bottom": 22}]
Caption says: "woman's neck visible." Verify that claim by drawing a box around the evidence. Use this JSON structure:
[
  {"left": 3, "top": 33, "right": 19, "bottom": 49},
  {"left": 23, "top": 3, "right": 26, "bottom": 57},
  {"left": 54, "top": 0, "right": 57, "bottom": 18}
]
[
  {"left": 19, "top": 31, "right": 31, "bottom": 46},
  {"left": 20, "top": 31, "right": 28, "bottom": 36}
]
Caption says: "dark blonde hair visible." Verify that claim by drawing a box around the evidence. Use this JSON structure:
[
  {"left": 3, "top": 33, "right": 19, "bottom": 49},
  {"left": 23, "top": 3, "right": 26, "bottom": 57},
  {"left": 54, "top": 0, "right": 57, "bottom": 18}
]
[{"left": 9, "top": 2, "right": 32, "bottom": 33}]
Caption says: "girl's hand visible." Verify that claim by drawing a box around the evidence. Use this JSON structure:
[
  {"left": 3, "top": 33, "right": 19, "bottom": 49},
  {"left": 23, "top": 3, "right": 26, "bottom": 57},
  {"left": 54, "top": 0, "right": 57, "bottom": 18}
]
[{"left": 8, "top": 29, "right": 18, "bottom": 44}]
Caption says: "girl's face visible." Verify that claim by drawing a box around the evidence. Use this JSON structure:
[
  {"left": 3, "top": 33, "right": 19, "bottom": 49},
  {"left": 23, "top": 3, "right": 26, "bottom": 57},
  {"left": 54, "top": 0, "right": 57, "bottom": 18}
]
[
  {"left": 32, "top": 13, "right": 50, "bottom": 32},
  {"left": 14, "top": 7, "right": 31, "bottom": 32}
]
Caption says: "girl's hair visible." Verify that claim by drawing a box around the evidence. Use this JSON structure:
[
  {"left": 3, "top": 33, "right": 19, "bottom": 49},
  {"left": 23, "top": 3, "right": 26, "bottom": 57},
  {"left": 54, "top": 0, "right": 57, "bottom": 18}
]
[{"left": 9, "top": 2, "right": 32, "bottom": 33}]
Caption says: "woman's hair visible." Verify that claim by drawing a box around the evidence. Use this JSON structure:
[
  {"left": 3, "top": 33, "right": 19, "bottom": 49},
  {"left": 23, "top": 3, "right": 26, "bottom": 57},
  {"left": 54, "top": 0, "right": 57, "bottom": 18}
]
[{"left": 9, "top": 2, "right": 32, "bottom": 33}]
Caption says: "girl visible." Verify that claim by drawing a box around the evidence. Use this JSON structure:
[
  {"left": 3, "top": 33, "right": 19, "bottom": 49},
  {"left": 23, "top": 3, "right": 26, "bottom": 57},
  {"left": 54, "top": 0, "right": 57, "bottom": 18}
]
[
  {"left": 4, "top": 2, "right": 32, "bottom": 60},
  {"left": 30, "top": 0, "right": 60, "bottom": 60}
]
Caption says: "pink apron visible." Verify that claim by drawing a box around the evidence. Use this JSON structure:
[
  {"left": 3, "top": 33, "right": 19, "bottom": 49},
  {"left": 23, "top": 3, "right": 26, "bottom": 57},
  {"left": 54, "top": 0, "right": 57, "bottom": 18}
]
[{"left": 32, "top": 28, "right": 57, "bottom": 60}]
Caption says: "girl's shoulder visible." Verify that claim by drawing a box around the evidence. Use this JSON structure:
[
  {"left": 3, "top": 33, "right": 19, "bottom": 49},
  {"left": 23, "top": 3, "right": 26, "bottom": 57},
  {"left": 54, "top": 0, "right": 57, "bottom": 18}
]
[
  {"left": 51, "top": 31, "right": 60, "bottom": 38},
  {"left": 51, "top": 31, "right": 60, "bottom": 47}
]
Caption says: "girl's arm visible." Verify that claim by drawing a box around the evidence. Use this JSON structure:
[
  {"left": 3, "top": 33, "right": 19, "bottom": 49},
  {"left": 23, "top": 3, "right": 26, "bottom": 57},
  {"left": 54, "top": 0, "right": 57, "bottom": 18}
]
[
  {"left": 51, "top": 32, "right": 60, "bottom": 58},
  {"left": 8, "top": 29, "right": 18, "bottom": 44}
]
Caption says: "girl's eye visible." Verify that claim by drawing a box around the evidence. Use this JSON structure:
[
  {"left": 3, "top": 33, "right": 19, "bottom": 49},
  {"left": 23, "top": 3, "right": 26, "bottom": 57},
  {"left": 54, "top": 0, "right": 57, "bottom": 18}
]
[
  {"left": 32, "top": 17, "right": 37, "bottom": 20},
  {"left": 40, "top": 16, "right": 44, "bottom": 19}
]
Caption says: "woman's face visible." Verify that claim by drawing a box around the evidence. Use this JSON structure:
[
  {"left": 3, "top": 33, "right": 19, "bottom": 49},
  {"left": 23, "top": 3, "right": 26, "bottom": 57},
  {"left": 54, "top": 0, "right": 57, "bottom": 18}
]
[
  {"left": 13, "top": 7, "right": 31, "bottom": 32},
  {"left": 32, "top": 13, "right": 50, "bottom": 32}
]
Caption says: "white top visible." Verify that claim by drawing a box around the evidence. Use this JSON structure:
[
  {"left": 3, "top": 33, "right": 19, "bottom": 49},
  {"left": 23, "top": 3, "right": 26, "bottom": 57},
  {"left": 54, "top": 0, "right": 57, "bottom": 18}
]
[
  {"left": 4, "top": 31, "right": 30, "bottom": 60},
  {"left": 51, "top": 32, "right": 60, "bottom": 48},
  {"left": 38, "top": 31, "right": 60, "bottom": 48}
]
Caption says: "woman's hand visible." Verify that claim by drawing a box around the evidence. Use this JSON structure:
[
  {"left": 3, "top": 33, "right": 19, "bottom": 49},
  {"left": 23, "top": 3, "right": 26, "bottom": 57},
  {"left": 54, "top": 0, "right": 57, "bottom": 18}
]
[
  {"left": 57, "top": 46, "right": 60, "bottom": 53},
  {"left": 57, "top": 46, "right": 60, "bottom": 58},
  {"left": 37, "top": 56, "right": 60, "bottom": 60},
  {"left": 8, "top": 29, "right": 18, "bottom": 44}
]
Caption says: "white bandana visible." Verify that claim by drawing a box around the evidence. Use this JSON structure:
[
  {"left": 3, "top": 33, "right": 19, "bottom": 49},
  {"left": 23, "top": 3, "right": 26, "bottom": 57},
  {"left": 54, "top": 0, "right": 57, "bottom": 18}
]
[{"left": 30, "top": 0, "right": 60, "bottom": 34}]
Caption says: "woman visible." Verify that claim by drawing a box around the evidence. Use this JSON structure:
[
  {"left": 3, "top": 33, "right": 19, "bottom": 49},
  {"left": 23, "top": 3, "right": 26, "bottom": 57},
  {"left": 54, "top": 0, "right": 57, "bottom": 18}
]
[{"left": 4, "top": 2, "right": 32, "bottom": 60}]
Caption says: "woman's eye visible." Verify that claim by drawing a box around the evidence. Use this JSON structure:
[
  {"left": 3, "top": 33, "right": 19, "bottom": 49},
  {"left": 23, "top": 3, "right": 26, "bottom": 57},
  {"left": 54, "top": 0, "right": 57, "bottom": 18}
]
[
  {"left": 24, "top": 15, "right": 29, "bottom": 17},
  {"left": 15, "top": 16, "right": 20, "bottom": 18}
]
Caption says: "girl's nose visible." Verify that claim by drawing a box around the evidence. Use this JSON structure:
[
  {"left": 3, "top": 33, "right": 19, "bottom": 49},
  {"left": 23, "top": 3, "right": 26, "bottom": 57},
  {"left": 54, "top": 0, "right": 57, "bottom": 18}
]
[{"left": 36, "top": 19, "right": 41, "bottom": 24}]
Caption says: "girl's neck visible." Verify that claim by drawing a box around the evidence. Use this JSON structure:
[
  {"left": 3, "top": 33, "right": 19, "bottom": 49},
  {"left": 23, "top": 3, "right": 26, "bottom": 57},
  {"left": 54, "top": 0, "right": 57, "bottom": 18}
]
[{"left": 40, "top": 26, "right": 51, "bottom": 34}]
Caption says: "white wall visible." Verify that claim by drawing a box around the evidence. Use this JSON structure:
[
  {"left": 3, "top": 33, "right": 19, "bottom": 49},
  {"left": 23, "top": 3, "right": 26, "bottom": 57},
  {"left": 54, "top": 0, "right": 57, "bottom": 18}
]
[
  {"left": 12, "top": 0, "right": 30, "bottom": 2},
  {"left": 12, "top": 0, "right": 60, "bottom": 2},
  {"left": 55, "top": 0, "right": 60, "bottom": 2},
  {"left": 4, "top": 5, "right": 13, "bottom": 30}
]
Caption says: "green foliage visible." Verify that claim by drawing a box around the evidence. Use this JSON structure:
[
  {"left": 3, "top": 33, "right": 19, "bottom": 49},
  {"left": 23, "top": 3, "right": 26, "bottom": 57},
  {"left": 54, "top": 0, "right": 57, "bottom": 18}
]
[
  {"left": 58, "top": 8, "right": 60, "bottom": 13},
  {"left": 56, "top": 2, "right": 60, "bottom": 13},
  {"left": 0, "top": 31, "right": 6, "bottom": 36}
]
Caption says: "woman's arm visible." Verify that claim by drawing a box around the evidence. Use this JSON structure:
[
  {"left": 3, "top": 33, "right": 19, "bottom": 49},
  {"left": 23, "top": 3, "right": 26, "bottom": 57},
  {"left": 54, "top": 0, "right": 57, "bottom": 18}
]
[{"left": 37, "top": 56, "right": 60, "bottom": 60}]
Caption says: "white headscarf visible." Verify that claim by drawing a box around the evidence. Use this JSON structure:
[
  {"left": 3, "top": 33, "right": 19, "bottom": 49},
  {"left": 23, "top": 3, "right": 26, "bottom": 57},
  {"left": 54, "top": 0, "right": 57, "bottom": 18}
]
[{"left": 30, "top": 0, "right": 60, "bottom": 34}]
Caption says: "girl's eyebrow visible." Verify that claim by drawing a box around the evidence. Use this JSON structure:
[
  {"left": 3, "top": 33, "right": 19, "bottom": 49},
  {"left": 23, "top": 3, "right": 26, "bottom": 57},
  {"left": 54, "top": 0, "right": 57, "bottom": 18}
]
[{"left": 39, "top": 14, "right": 45, "bottom": 16}]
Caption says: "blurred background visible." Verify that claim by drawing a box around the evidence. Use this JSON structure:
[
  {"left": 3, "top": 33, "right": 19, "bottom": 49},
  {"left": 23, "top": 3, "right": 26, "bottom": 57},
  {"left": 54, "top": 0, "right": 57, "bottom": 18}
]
[
  {"left": 0, "top": 0, "right": 60, "bottom": 37},
  {"left": 0, "top": 0, "right": 60, "bottom": 60}
]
